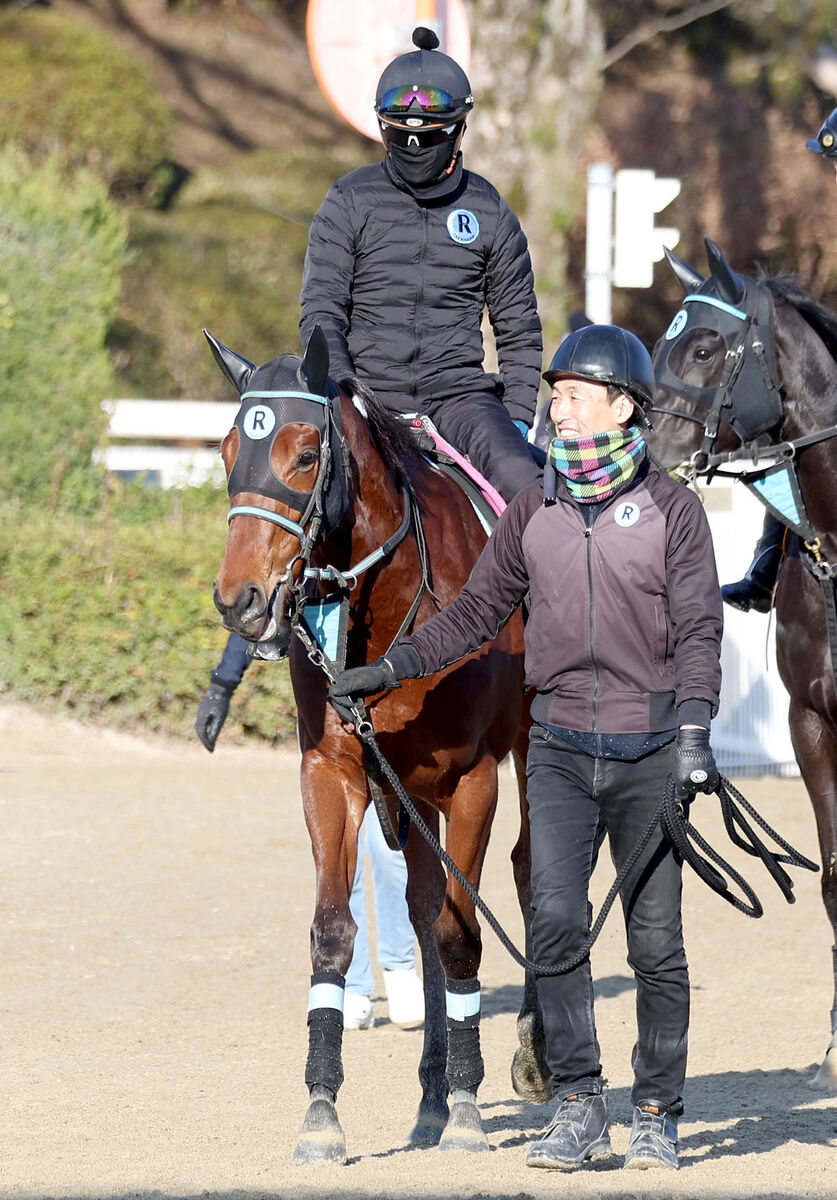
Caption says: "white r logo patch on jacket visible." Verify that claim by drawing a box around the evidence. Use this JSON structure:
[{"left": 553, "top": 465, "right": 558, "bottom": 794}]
[
  {"left": 447, "top": 209, "right": 480, "bottom": 244},
  {"left": 614, "top": 501, "right": 641, "bottom": 527}
]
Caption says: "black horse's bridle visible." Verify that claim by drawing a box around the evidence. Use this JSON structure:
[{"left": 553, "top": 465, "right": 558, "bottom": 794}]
[
  {"left": 652, "top": 284, "right": 785, "bottom": 470},
  {"left": 226, "top": 386, "right": 423, "bottom": 665}
]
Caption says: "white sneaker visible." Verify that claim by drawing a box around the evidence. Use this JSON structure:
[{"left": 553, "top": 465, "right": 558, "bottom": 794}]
[
  {"left": 343, "top": 992, "right": 374, "bottom": 1030},
  {"left": 383, "top": 967, "right": 425, "bottom": 1029}
]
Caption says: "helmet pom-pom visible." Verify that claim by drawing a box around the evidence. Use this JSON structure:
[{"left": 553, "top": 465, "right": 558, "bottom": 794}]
[{"left": 412, "top": 26, "right": 440, "bottom": 51}]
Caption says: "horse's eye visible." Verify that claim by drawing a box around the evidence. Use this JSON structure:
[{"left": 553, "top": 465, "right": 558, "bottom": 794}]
[
  {"left": 295, "top": 448, "right": 318, "bottom": 470},
  {"left": 694, "top": 346, "right": 713, "bottom": 362}
]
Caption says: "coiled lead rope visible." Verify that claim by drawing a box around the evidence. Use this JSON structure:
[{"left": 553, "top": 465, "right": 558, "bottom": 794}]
[{"left": 357, "top": 726, "right": 818, "bottom": 977}]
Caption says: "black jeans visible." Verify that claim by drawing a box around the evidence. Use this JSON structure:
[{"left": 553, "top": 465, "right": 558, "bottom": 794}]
[
  {"left": 526, "top": 728, "right": 689, "bottom": 1115},
  {"left": 427, "top": 390, "right": 542, "bottom": 502}
]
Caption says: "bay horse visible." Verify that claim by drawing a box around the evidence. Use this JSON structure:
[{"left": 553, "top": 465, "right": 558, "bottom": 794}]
[
  {"left": 649, "top": 237, "right": 837, "bottom": 1089},
  {"left": 206, "top": 326, "right": 550, "bottom": 1161}
]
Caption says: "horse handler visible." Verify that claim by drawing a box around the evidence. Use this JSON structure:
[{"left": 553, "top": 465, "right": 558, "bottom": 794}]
[{"left": 330, "top": 325, "right": 724, "bottom": 1171}]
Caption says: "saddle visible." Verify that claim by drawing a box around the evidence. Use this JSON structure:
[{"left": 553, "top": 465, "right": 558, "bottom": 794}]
[{"left": 402, "top": 413, "right": 505, "bottom": 535}]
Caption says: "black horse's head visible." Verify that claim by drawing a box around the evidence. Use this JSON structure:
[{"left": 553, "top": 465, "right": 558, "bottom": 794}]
[
  {"left": 208, "top": 326, "right": 350, "bottom": 657},
  {"left": 649, "top": 238, "right": 784, "bottom": 469}
]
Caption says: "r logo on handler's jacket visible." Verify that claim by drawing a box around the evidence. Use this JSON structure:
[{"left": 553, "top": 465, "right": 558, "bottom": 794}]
[
  {"left": 446, "top": 208, "right": 480, "bottom": 244},
  {"left": 614, "top": 501, "right": 641, "bottom": 528}
]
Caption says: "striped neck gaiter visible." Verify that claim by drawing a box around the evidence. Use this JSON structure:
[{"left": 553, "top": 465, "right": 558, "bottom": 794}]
[{"left": 548, "top": 426, "right": 646, "bottom": 503}]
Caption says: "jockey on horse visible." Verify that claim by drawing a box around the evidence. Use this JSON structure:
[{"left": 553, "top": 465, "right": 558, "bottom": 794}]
[{"left": 196, "top": 25, "right": 543, "bottom": 746}]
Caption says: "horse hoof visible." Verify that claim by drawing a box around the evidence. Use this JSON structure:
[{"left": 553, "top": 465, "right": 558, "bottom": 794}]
[
  {"left": 292, "top": 1096, "right": 347, "bottom": 1165},
  {"left": 438, "top": 1091, "right": 490, "bottom": 1153},
  {"left": 409, "top": 1099, "right": 448, "bottom": 1146},
  {"left": 809, "top": 1044, "right": 837, "bottom": 1092},
  {"left": 511, "top": 1043, "right": 552, "bottom": 1105}
]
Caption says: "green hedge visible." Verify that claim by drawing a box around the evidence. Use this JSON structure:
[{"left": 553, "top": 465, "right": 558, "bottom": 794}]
[
  {"left": 0, "top": 149, "right": 127, "bottom": 514},
  {"left": 0, "top": 9, "right": 173, "bottom": 197},
  {"left": 0, "top": 488, "right": 297, "bottom": 745}
]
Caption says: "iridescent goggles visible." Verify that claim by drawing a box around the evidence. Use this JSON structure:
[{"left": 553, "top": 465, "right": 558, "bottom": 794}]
[
  {"left": 378, "top": 84, "right": 456, "bottom": 114},
  {"left": 377, "top": 83, "right": 469, "bottom": 130}
]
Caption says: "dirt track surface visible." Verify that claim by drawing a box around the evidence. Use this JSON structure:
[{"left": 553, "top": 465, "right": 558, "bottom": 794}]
[{"left": 2, "top": 701, "right": 835, "bottom": 1200}]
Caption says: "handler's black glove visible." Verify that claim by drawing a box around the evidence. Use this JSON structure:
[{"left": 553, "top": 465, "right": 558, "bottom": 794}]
[
  {"left": 673, "top": 726, "right": 719, "bottom": 800},
  {"left": 329, "top": 644, "right": 422, "bottom": 725},
  {"left": 195, "top": 673, "right": 237, "bottom": 752}
]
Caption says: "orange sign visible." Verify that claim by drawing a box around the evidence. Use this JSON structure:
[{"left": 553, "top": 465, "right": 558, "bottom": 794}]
[{"left": 307, "top": 0, "right": 471, "bottom": 143}]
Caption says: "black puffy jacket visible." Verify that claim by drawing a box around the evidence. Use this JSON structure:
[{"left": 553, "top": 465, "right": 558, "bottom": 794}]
[{"left": 299, "top": 161, "right": 542, "bottom": 424}]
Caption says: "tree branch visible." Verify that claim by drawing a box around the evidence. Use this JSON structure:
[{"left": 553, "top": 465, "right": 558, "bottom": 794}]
[{"left": 603, "top": 0, "right": 742, "bottom": 71}]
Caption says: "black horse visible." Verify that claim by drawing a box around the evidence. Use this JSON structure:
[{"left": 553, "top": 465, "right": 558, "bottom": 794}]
[{"left": 649, "top": 237, "right": 836, "bottom": 1090}]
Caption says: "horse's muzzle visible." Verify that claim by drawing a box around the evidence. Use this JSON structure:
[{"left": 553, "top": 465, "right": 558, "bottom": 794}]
[{"left": 212, "top": 580, "right": 292, "bottom": 659}]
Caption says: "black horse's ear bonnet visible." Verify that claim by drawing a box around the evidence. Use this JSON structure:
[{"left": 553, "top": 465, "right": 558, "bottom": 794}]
[
  {"left": 205, "top": 326, "right": 349, "bottom": 535},
  {"left": 298, "top": 324, "right": 331, "bottom": 398},
  {"left": 655, "top": 238, "right": 783, "bottom": 444},
  {"left": 203, "top": 329, "right": 255, "bottom": 395}
]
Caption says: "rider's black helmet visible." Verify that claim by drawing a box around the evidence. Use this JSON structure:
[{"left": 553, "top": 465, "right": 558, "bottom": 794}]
[
  {"left": 543, "top": 325, "right": 655, "bottom": 419},
  {"left": 375, "top": 27, "right": 474, "bottom": 132},
  {"left": 806, "top": 106, "right": 837, "bottom": 157}
]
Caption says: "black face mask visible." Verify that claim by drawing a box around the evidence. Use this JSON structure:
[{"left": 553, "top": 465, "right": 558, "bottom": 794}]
[{"left": 386, "top": 137, "right": 456, "bottom": 188}]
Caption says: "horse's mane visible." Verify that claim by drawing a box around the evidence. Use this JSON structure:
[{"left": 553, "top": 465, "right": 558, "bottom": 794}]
[
  {"left": 764, "top": 273, "right": 837, "bottom": 363},
  {"left": 340, "top": 378, "right": 425, "bottom": 487}
]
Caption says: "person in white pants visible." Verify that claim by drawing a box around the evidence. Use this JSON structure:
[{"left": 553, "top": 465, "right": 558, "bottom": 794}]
[{"left": 344, "top": 806, "right": 425, "bottom": 1030}]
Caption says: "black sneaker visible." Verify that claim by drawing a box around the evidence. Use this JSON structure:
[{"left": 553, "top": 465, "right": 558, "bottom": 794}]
[
  {"left": 525, "top": 1092, "right": 611, "bottom": 1169},
  {"left": 623, "top": 1101, "right": 679, "bottom": 1170}
]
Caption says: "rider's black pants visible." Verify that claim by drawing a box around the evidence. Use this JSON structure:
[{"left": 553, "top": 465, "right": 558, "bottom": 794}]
[
  {"left": 526, "top": 728, "right": 689, "bottom": 1115},
  {"left": 427, "top": 390, "right": 542, "bottom": 502}
]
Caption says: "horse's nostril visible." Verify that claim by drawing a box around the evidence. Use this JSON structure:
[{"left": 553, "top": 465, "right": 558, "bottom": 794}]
[{"left": 234, "top": 583, "right": 267, "bottom": 624}]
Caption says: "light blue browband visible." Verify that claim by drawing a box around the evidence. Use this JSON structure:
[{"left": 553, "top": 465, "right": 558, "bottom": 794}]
[
  {"left": 240, "top": 389, "right": 330, "bottom": 405},
  {"left": 227, "top": 388, "right": 332, "bottom": 540},
  {"left": 683, "top": 294, "right": 748, "bottom": 322}
]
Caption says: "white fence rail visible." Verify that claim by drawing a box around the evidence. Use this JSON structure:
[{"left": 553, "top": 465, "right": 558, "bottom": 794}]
[
  {"left": 98, "top": 398, "right": 237, "bottom": 488},
  {"left": 100, "top": 399, "right": 797, "bottom": 775}
]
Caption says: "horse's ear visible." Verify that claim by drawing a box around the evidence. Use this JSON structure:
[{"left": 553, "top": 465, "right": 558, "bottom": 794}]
[
  {"left": 300, "top": 325, "right": 330, "bottom": 396},
  {"left": 663, "top": 246, "right": 705, "bottom": 294},
  {"left": 704, "top": 238, "right": 744, "bottom": 305},
  {"left": 203, "top": 329, "right": 255, "bottom": 396}
]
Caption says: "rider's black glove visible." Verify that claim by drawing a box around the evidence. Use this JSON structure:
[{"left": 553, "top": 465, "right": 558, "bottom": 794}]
[
  {"left": 329, "top": 644, "right": 422, "bottom": 725},
  {"left": 673, "top": 726, "right": 719, "bottom": 800},
  {"left": 195, "top": 673, "right": 237, "bottom": 752}
]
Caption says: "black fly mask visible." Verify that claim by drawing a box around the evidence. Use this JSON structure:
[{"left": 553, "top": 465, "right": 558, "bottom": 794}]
[
  {"left": 205, "top": 326, "right": 350, "bottom": 542},
  {"left": 653, "top": 238, "right": 784, "bottom": 459}
]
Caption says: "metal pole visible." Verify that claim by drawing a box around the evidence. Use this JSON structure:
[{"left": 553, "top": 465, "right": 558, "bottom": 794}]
[{"left": 585, "top": 163, "right": 613, "bottom": 325}]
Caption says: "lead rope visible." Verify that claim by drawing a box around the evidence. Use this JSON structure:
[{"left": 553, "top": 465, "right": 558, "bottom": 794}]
[{"left": 348, "top": 718, "right": 818, "bottom": 976}]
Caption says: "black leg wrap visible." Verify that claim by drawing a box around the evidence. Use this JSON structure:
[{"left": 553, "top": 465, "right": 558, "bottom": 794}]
[
  {"left": 445, "top": 978, "right": 484, "bottom": 1094},
  {"left": 446, "top": 1016, "right": 484, "bottom": 1093},
  {"left": 305, "top": 970, "right": 345, "bottom": 1097}
]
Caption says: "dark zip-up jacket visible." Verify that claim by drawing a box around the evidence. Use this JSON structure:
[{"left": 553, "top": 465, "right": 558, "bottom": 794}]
[
  {"left": 299, "top": 162, "right": 542, "bottom": 425},
  {"left": 403, "top": 461, "right": 723, "bottom": 734}
]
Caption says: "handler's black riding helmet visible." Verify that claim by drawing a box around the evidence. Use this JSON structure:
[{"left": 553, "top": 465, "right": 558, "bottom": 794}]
[
  {"left": 375, "top": 26, "right": 473, "bottom": 180},
  {"left": 806, "top": 106, "right": 837, "bottom": 157},
  {"left": 543, "top": 325, "right": 656, "bottom": 426}
]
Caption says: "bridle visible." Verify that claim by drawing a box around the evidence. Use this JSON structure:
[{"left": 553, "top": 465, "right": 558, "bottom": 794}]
[
  {"left": 651, "top": 285, "right": 785, "bottom": 471},
  {"left": 654, "top": 277, "right": 837, "bottom": 676},
  {"left": 225, "top": 386, "right": 424, "bottom": 658}
]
